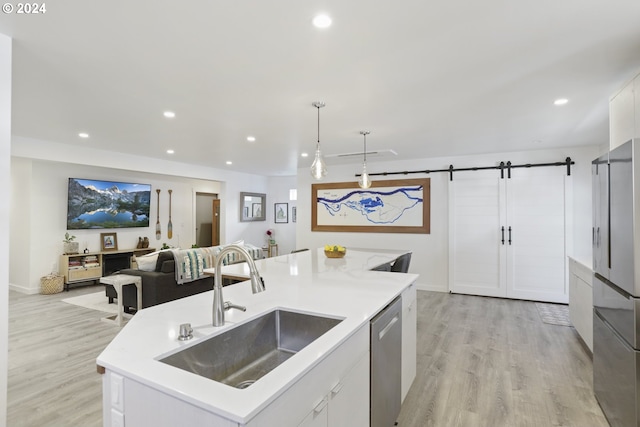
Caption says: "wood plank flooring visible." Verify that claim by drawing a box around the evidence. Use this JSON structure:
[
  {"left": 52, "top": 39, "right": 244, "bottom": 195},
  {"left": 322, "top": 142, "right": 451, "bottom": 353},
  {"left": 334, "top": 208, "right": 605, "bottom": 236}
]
[
  {"left": 7, "top": 288, "right": 608, "bottom": 426},
  {"left": 397, "top": 291, "right": 609, "bottom": 427},
  {"left": 8, "top": 285, "right": 119, "bottom": 427}
]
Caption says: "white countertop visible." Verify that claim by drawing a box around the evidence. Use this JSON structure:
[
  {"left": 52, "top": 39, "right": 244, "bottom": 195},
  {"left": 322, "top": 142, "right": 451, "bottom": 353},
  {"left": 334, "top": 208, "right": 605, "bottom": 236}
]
[{"left": 97, "top": 248, "right": 418, "bottom": 424}]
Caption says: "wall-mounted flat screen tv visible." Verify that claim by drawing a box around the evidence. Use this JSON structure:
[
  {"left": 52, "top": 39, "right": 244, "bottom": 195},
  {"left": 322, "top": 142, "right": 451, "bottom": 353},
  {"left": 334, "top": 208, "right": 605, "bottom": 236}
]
[{"left": 67, "top": 178, "right": 151, "bottom": 229}]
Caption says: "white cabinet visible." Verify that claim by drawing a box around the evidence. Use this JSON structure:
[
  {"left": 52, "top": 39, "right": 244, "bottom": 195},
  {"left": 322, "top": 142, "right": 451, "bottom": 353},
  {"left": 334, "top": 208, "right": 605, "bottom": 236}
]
[
  {"left": 449, "top": 168, "right": 570, "bottom": 303},
  {"left": 299, "top": 354, "right": 369, "bottom": 427},
  {"left": 610, "top": 81, "right": 635, "bottom": 150},
  {"left": 635, "top": 74, "right": 640, "bottom": 143},
  {"left": 401, "top": 283, "right": 417, "bottom": 402},
  {"left": 246, "top": 324, "right": 369, "bottom": 427},
  {"left": 610, "top": 71, "right": 640, "bottom": 150},
  {"left": 568, "top": 257, "right": 593, "bottom": 351}
]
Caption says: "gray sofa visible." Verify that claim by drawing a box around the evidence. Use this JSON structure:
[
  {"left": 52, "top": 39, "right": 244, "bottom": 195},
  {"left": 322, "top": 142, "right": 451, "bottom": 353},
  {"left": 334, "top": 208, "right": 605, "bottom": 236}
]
[{"left": 104, "top": 251, "right": 213, "bottom": 312}]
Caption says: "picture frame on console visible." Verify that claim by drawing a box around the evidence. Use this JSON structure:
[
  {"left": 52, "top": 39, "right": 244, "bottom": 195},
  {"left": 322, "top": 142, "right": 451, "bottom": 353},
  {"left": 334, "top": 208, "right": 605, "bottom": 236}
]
[{"left": 100, "top": 232, "right": 118, "bottom": 252}]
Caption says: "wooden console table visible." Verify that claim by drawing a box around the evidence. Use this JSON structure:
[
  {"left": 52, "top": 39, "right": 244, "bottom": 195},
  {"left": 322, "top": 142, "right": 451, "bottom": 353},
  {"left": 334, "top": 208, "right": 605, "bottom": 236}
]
[{"left": 60, "top": 248, "right": 155, "bottom": 290}]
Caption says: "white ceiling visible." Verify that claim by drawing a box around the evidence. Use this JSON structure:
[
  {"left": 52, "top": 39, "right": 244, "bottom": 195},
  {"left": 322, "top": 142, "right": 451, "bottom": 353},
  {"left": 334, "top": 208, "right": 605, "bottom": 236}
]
[{"left": 1, "top": 0, "right": 640, "bottom": 177}]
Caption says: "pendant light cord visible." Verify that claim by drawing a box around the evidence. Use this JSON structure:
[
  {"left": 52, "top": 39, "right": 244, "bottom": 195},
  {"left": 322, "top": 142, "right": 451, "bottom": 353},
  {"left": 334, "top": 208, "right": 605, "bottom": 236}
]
[
  {"left": 363, "top": 133, "right": 367, "bottom": 163},
  {"left": 317, "top": 104, "right": 321, "bottom": 149}
]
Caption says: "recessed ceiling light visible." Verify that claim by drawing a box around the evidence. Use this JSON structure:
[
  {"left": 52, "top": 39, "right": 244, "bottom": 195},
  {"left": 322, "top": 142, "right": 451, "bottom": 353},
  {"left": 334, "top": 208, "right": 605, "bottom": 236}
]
[
  {"left": 78, "top": 132, "right": 89, "bottom": 138},
  {"left": 313, "top": 14, "right": 332, "bottom": 28},
  {"left": 247, "top": 136, "right": 256, "bottom": 142},
  {"left": 301, "top": 152, "right": 309, "bottom": 158},
  {"left": 163, "top": 111, "right": 176, "bottom": 118},
  {"left": 553, "top": 98, "right": 569, "bottom": 106},
  {"left": 166, "top": 149, "right": 174, "bottom": 154},
  {"left": 226, "top": 161, "right": 233, "bottom": 165}
]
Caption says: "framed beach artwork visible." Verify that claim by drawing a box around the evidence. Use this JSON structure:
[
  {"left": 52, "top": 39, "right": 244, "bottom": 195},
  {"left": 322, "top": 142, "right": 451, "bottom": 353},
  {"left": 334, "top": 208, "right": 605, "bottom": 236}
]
[
  {"left": 311, "top": 178, "right": 430, "bottom": 234},
  {"left": 275, "top": 203, "right": 288, "bottom": 223}
]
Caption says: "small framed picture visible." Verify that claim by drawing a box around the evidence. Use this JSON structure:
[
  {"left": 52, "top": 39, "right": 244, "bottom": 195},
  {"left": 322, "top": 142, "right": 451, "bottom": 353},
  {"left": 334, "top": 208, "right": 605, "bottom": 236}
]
[
  {"left": 275, "top": 203, "right": 288, "bottom": 223},
  {"left": 100, "top": 232, "right": 118, "bottom": 252},
  {"left": 292, "top": 206, "right": 297, "bottom": 223}
]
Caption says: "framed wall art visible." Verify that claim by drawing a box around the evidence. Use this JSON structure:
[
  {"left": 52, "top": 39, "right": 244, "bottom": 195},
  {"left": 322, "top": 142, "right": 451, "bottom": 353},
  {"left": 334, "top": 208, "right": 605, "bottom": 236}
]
[
  {"left": 311, "top": 178, "right": 430, "bottom": 234},
  {"left": 274, "top": 203, "right": 288, "bottom": 223},
  {"left": 100, "top": 232, "right": 119, "bottom": 251}
]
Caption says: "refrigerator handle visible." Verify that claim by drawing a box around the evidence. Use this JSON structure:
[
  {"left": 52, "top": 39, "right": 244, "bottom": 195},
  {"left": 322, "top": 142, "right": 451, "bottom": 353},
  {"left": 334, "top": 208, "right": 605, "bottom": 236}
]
[
  {"left": 501, "top": 226, "right": 505, "bottom": 245},
  {"left": 508, "top": 226, "right": 512, "bottom": 245}
]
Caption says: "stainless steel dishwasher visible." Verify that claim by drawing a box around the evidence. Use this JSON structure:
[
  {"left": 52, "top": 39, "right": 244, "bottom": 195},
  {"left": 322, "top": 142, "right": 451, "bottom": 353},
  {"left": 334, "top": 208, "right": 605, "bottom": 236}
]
[{"left": 370, "top": 296, "right": 402, "bottom": 427}]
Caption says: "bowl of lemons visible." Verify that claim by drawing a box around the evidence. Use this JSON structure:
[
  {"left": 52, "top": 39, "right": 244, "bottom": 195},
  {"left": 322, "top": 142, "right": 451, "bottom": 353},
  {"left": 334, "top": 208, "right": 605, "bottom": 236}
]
[{"left": 324, "top": 245, "right": 346, "bottom": 258}]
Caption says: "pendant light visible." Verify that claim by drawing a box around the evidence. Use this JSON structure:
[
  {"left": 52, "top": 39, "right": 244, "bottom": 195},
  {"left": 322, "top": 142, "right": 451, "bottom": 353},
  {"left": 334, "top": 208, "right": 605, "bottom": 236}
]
[
  {"left": 358, "top": 130, "right": 372, "bottom": 189},
  {"left": 310, "top": 101, "right": 327, "bottom": 180}
]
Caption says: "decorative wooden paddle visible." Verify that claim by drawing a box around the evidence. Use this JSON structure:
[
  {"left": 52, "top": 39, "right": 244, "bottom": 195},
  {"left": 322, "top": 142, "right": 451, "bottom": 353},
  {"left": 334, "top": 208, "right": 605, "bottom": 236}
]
[
  {"left": 167, "top": 189, "right": 173, "bottom": 239},
  {"left": 155, "top": 189, "right": 161, "bottom": 240}
]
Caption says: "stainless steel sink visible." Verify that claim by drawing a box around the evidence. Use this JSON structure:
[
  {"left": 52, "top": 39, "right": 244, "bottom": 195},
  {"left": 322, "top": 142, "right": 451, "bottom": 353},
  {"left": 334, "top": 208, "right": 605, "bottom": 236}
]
[{"left": 159, "top": 309, "right": 343, "bottom": 389}]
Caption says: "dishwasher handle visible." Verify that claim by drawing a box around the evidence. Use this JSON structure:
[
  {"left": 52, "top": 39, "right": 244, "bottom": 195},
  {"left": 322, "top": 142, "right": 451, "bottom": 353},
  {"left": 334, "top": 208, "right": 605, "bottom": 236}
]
[{"left": 378, "top": 314, "right": 399, "bottom": 341}]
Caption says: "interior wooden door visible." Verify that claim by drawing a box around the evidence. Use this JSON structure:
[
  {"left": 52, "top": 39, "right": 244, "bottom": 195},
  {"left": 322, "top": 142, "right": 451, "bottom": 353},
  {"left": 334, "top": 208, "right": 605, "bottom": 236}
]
[
  {"left": 449, "top": 174, "right": 507, "bottom": 297},
  {"left": 211, "top": 199, "right": 220, "bottom": 246},
  {"left": 505, "top": 171, "right": 568, "bottom": 303}
]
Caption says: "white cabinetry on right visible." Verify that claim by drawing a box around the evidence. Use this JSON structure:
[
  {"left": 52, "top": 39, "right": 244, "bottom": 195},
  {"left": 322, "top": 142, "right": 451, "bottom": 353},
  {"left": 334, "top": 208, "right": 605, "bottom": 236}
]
[
  {"left": 610, "top": 71, "right": 640, "bottom": 150},
  {"left": 449, "top": 168, "right": 571, "bottom": 303},
  {"left": 568, "top": 257, "right": 593, "bottom": 352},
  {"left": 401, "top": 282, "right": 417, "bottom": 402}
]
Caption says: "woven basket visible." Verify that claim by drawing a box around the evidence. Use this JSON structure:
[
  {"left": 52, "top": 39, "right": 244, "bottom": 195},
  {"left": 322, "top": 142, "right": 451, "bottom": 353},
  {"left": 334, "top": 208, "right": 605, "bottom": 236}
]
[
  {"left": 40, "top": 274, "right": 64, "bottom": 294},
  {"left": 324, "top": 250, "right": 346, "bottom": 258}
]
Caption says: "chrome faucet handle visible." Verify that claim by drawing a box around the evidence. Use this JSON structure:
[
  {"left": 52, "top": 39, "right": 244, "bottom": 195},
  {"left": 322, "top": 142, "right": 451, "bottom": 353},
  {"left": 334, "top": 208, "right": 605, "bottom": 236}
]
[
  {"left": 224, "top": 301, "right": 247, "bottom": 312},
  {"left": 178, "top": 323, "right": 193, "bottom": 341}
]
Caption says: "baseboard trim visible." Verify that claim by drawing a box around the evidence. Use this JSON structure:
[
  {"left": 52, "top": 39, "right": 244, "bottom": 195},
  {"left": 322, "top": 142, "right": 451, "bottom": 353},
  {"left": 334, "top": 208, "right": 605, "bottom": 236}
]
[
  {"left": 416, "top": 282, "right": 447, "bottom": 293},
  {"left": 9, "top": 283, "right": 39, "bottom": 295}
]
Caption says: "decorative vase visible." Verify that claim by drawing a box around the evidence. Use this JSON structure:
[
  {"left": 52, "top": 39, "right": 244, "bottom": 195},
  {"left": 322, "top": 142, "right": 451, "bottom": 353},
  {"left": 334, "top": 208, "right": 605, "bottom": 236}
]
[
  {"left": 142, "top": 237, "right": 149, "bottom": 248},
  {"left": 63, "top": 242, "right": 79, "bottom": 255},
  {"left": 137, "top": 237, "right": 143, "bottom": 249}
]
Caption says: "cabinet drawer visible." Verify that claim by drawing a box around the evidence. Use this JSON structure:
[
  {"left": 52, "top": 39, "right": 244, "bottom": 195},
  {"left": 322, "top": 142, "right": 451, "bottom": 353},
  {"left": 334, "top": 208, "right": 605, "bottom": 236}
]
[{"left": 68, "top": 267, "right": 101, "bottom": 282}]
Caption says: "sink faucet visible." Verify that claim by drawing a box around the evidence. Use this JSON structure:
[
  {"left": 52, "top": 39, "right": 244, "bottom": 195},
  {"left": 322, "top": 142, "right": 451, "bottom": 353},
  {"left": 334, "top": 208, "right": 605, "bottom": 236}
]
[{"left": 213, "top": 244, "right": 265, "bottom": 327}]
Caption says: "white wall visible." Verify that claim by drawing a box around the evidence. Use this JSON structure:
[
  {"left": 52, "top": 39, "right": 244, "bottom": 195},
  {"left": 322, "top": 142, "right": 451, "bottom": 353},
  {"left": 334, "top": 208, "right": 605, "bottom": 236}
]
[
  {"left": 0, "top": 32, "right": 11, "bottom": 426},
  {"left": 297, "top": 145, "right": 599, "bottom": 291},
  {"left": 10, "top": 137, "right": 270, "bottom": 294},
  {"left": 266, "top": 176, "right": 298, "bottom": 254}
]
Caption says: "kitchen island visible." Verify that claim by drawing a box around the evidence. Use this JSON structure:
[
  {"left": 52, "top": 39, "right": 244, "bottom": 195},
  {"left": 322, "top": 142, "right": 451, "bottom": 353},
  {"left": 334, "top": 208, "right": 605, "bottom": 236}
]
[{"left": 97, "top": 248, "right": 418, "bottom": 427}]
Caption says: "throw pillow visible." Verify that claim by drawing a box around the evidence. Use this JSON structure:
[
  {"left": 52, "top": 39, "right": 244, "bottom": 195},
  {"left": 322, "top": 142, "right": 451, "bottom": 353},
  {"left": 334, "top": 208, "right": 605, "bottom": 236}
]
[{"left": 136, "top": 253, "right": 159, "bottom": 271}]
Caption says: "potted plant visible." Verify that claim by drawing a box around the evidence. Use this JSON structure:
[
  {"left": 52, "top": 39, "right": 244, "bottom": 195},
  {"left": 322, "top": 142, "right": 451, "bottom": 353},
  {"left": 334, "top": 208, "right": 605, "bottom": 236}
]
[{"left": 63, "top": 232, "right": 79, "bottom": 254}]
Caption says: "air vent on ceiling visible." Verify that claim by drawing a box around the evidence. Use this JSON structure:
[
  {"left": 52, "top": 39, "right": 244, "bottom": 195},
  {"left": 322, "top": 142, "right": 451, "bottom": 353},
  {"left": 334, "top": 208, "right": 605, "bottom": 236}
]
[{"left": 325, "top": 149, "right": 397, "bottom": 159}]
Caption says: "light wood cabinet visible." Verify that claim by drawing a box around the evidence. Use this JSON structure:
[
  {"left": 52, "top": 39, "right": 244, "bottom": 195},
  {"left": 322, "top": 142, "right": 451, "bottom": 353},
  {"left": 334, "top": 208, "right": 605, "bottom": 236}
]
[
  {"left": 59, "top": 252, "right": 103, "bottom": 286},
  {"left": 60, "top": 248, "right": 156, "bottom": 289},
  {"left": 449, "top": 168, "right": 570, "bottom": 303}
]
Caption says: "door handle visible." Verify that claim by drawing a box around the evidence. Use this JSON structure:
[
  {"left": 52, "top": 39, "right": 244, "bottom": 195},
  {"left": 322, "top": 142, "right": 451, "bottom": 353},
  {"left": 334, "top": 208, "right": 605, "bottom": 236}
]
[
  {"left": 378, "top": 315, "right": 399, "bottom": 341},
  {"left": 508, "top": 226, "right": 512, "bottom": 245},
  {"left": 501, "top": 226, "right": 505, "bottom": 245}
]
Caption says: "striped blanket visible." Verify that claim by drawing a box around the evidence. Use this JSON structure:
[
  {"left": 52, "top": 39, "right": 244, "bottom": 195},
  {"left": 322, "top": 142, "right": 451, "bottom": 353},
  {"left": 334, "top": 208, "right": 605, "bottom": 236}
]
[
  {"left": 172, "top": 244, "right": 264, "bottom": 285},
  {"left": 172, "top": 247, "right": 219, "bottom": 285}
]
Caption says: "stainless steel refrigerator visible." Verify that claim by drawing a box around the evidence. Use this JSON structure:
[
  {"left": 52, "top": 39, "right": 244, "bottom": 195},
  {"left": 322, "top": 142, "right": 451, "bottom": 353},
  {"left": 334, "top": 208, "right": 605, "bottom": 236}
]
[{"left": 593, "top": 139, "right": 640, "bottom": 427}]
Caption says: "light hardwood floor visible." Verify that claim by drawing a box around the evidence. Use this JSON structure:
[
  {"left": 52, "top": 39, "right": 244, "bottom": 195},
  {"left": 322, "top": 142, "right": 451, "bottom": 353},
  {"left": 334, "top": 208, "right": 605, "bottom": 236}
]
[
  {"left": 7, "top": 288, "right": 608, "bottom": 426},
  {"left": 397, "top": 291, "right": 609, "bottom": 427},
  {"left": 8, "top": 285, "right": 119, "bottom": 427}
]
